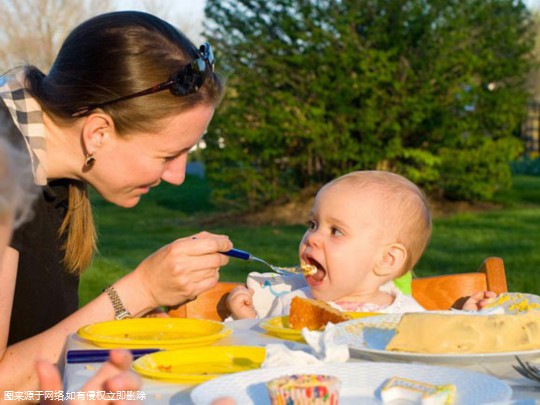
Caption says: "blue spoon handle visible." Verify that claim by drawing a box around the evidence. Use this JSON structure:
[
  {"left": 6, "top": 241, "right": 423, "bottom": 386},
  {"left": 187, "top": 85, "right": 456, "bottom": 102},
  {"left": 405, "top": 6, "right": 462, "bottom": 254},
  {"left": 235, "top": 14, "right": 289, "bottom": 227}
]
[{"left": 222, "top": 248, "right": 252, "bottom": 261}]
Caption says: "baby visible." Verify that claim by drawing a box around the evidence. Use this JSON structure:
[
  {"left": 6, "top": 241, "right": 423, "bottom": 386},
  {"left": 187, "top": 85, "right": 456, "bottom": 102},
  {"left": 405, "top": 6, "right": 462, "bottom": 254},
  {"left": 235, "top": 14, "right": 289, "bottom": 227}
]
[{"left": 227, "top": 170, "right": 431, "bottom": 319}]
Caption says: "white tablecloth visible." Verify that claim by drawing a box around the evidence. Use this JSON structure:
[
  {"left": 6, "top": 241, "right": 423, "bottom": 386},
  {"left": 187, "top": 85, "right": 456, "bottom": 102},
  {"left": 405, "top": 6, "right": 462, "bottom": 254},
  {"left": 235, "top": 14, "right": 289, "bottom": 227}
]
[{"left": 62, "top": 319, "right": 540, "bottom": 404}]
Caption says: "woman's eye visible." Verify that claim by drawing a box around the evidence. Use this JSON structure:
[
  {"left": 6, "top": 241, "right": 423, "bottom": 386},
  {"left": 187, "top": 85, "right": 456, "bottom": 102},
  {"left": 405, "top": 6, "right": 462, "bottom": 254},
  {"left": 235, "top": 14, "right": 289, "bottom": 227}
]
[
  {"left": 164, "top": 155, "right": 178, "bottom": 162},
  {"left": 331, "top": 227, "right": 343, "bottom": 236}
]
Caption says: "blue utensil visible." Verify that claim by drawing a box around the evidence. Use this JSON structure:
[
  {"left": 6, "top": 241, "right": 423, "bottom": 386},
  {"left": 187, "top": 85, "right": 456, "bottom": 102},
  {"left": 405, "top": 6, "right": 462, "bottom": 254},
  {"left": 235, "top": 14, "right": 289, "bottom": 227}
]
[
  {"left": 223, "top": 248, "right": 300, "bottom": 275},
  {"left": 66, "top": 348, "right": 160, "bottom": 364}
]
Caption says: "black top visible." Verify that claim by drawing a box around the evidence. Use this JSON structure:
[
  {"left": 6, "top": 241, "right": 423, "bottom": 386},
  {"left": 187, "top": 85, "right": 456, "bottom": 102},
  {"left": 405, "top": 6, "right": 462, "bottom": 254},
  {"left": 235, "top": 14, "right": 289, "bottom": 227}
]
[{"left": 0, "top": 100, "right": 80, "bottom": 345}]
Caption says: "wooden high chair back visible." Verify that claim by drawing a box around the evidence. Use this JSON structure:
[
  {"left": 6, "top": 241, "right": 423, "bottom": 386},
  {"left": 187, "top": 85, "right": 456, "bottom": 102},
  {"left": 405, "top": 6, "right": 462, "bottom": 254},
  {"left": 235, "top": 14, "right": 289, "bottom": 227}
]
[
  {"left": 168, "top": 281, "right": 242, "bottom": 321},
  {"left": 168, "top": 257, "right": 508, "bottom": 319},
  {"left": 411, "top": 257, "right": 508, "bottom": 310}
]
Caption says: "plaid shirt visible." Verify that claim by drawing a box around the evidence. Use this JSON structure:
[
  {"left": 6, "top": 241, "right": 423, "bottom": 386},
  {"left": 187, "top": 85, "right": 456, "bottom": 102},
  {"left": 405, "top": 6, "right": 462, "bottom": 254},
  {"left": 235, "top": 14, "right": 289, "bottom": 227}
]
[{"left": 0, "top": 68, "right": 47, "bottom": 185}]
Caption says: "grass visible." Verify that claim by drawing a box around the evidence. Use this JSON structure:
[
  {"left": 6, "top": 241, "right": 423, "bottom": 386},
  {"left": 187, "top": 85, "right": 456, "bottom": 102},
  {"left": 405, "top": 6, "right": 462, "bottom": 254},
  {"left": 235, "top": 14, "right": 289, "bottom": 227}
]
[{"left": 79, "top": 174, "right": 540, "bottom": 305}]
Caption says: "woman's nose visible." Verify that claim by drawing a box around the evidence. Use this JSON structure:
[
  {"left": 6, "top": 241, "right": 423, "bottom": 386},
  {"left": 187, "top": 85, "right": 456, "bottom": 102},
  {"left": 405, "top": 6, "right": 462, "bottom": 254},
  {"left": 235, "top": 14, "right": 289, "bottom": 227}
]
[{"left": 161, "top": 156, "right": 187, "bottom": 185}]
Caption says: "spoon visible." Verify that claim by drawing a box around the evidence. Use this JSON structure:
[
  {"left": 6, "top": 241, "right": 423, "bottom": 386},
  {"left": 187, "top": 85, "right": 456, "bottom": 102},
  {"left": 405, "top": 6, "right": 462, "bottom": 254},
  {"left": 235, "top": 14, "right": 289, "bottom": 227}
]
[{"left": 223, "top": 248, "right": 305, "bottom": 276}]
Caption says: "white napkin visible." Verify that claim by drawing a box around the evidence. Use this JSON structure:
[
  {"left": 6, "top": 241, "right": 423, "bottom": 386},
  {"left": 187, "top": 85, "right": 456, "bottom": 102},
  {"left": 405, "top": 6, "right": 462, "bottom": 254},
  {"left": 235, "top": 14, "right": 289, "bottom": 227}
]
[{"left": 261, "top": 323, "right": 349, "bottom": 368}]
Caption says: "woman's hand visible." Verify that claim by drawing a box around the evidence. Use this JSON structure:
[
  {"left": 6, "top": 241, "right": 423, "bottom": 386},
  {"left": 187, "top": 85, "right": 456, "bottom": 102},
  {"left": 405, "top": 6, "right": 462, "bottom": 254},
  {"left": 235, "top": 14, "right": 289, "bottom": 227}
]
[
  {"left": 37, "top": 349, "right": 141, "bottom": 404},
  {"left": 134, "top": 231, "right": 233, "bottom": 309},
  {"left": 227, "top": 286, "right": 257, "bottom": 319}
]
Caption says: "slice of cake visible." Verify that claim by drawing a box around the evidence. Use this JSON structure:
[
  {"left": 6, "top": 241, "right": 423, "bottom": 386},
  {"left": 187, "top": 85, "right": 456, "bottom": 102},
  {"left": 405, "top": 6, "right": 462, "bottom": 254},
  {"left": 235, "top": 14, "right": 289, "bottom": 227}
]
[
  {"left": 386, "top": 311, "right": 540, "bottom": 354},
  {"left": 266, "top": 374, "right": 340, "bottom": 404},
  {"left": 289, "top": 296, "right": 351, "bottom": 330}
]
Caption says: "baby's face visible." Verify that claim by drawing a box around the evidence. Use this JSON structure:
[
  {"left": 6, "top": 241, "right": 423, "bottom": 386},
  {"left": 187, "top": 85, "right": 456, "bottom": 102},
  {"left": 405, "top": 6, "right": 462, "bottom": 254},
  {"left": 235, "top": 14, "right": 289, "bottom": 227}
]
[{"left": 298, "top": 181, "right": 390, "bottom": 301}]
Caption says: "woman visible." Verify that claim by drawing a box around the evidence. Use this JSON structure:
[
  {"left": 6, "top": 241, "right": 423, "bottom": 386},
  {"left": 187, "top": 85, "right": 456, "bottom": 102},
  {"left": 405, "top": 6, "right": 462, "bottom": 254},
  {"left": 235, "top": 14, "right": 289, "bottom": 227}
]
[{"left": 0, "top": 11, "right": 233, "bottom": 390}]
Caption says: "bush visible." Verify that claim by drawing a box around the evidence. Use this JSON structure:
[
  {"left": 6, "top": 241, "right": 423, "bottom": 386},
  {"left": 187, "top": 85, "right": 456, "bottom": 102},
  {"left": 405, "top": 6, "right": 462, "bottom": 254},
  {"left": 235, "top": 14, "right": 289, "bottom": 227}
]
[
  {"left": 510, "top": 154, "right": 540, "bottom": 175},
  {"left": 439, "top": 138, "right": 523, "bottom": 201}
]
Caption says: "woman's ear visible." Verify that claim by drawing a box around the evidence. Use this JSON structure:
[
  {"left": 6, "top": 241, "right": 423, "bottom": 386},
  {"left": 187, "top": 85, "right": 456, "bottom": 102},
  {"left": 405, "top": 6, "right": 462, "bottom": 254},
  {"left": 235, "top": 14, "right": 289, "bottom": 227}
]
[
  {"left": 80, "top": 113, "right": 115, "bottom": 157},
  {"left": 373, "top": 243, "right": 408, "bottom": 277}
]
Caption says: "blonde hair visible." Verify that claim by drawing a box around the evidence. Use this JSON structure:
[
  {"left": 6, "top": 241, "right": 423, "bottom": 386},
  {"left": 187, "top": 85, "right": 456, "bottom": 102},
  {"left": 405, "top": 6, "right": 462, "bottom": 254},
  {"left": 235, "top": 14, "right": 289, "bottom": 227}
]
[
  {"left": 0, "top": 137, "right": 39, "bottom": 228},
  {"left": 327, "top": 170, "right": 432, "bottom": 274}
]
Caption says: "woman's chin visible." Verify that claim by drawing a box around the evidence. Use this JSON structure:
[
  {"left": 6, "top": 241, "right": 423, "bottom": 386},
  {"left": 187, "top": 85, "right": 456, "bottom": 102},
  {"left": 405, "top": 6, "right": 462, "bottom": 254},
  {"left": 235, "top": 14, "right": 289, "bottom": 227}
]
[{"left": 111, "top": 196, "right": 141, "bottom": 208}]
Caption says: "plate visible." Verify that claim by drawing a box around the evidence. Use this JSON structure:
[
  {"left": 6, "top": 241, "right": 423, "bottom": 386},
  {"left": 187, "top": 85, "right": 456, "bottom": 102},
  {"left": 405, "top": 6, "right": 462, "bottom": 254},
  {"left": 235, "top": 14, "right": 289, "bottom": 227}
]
[
  {"left": 333, "top": 313, "right": 540, "bottom": 366},
  {"left": 260, "top": 312, "right": 380, "bottom": 342},
  {"left": 77, "top": 318, "right": 232, "bottom": 349},
  {"left": 132, "top": 346, "right": 266, "bottom": 383},
  {"left": 190, "top": 362, "right": 512, "bottom": 404}
]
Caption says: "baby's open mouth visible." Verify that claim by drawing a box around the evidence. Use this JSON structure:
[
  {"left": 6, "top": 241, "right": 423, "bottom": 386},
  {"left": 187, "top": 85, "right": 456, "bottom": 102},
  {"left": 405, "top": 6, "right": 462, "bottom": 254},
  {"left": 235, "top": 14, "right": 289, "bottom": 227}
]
[{"left": 304, "top": 258, "right": 326, "bottom": 282}]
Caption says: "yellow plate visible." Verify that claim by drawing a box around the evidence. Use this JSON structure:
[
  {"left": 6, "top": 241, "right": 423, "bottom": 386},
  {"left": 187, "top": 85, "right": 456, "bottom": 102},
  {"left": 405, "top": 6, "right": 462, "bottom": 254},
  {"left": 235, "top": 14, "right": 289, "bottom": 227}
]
[
  {"left": 77, "top": 318, "right": 232, "bottom": 349},
  {"left": 132, "top": 346, "right": 266, "bottom": 383},
  {"left": 260, "top": 313, "right": 380, "bottom": 342}
]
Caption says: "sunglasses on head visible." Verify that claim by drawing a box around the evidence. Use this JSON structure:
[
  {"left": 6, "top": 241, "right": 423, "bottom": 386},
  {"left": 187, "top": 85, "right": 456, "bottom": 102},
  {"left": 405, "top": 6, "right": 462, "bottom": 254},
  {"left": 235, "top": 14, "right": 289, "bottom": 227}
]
[{"left": 71, "top": 42, "right": 215, "bottom": 117}]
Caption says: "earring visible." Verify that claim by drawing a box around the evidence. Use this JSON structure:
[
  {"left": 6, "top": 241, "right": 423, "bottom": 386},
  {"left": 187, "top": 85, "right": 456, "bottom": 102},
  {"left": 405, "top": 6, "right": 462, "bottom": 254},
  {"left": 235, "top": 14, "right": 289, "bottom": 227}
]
[{"left": 84, "top": 153, "right": 95, "bottom": 168}]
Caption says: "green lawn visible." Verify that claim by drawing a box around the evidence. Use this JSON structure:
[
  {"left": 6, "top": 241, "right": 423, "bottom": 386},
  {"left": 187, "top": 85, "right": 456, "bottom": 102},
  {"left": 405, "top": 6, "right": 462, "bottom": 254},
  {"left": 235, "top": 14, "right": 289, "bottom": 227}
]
[{"left": 79, "top": 174, "right": 540, "bottom": 305}]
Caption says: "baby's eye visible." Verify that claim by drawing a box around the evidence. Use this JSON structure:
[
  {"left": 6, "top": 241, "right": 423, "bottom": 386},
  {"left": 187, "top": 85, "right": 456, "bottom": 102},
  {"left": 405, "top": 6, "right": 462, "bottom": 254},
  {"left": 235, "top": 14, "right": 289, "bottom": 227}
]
[
  {"left": 306, "top": 220, "right": 317, "bottom": 231},
  {"left": 331, "top": 227, "right": 343, "bottom": 236}
]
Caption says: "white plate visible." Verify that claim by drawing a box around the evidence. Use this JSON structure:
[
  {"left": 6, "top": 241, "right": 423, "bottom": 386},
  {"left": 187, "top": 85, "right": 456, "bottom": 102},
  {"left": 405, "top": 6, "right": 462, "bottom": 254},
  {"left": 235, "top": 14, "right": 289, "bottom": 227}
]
[
  {"left": 333, "top": 313, "right": 540, "bottom": 366},
  {"left": 190, "top": 362, "right": 511, "bottom": 404}
]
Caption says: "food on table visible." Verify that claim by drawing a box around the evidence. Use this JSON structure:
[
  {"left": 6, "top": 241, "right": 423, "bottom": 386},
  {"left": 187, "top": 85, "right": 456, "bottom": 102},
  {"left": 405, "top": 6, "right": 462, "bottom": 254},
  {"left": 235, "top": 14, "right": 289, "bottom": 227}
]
[
  {"left": 386, "top": 311, "right": 540, "bottom": 354},
  {"left": 300, "top": 263, "right": 317, "bottom": 276},
  {"left": 266, "top": 374, "right": 340, "bottom": 405},
  {"left": 289, "top": 297, "right": 351, "bottom": 330},
  {"left": 481, "top": 292, "right": 540, "bottom": 314},
  {"left": 381, "top": 376, "right": 456, "bottom": 404}
]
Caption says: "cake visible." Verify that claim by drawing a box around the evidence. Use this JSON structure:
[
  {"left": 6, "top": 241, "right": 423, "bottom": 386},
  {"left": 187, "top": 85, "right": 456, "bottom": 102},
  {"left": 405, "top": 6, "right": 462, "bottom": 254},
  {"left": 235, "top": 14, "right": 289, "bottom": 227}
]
[
  {"left": 266, "top": 374, "right": 340, "bottom": 404},
  {"left": 381, "top": 376, "right": 456, "bottom": 404},
  {"left": 289, "top": 296, "right": 351, "bottom": 330},
  {"left": 386, "top": 311, "right": 540, "bottom": 354}
]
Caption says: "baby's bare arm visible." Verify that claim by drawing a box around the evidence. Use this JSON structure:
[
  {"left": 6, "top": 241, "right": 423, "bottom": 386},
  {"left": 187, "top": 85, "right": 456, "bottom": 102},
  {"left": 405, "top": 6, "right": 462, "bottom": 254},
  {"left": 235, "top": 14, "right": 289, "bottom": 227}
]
[{"left": 226, "top": 286, "right": 257, "bottom": 319}]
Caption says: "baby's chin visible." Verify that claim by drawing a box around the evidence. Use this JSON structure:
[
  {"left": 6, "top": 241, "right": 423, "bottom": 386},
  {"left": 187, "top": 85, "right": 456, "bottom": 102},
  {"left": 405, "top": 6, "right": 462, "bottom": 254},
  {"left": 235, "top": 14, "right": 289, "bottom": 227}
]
[{"left": 310, "top": 288, "right": 334, "bottom": 302}]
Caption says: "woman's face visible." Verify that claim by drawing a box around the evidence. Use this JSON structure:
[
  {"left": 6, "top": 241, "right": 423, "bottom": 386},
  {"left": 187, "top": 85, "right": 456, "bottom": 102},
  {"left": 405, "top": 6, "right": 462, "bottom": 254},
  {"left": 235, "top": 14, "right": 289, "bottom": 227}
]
[{"left": 89, "top": 104, "right": 215, "bottom": 207}]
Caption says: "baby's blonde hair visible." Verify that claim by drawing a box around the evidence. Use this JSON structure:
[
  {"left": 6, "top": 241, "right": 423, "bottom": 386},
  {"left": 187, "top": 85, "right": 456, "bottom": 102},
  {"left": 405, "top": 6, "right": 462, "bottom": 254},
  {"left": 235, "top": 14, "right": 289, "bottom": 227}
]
[
  {"left": 0, "top": 137, "right": 39, "bottom": 228},
  {"left": 326, "top": 170, "right": 432, "bottom": 274}
]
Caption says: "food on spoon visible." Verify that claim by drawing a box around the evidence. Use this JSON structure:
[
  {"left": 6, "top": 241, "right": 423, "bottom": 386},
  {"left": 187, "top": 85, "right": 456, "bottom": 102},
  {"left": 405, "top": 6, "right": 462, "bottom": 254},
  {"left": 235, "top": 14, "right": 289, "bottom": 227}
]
[
  {"left": 266, "top": 374, "right": 340, "bottom": 405},
  {"left": 381, "top": 376, "right": 456, "bottom": 404},
  {"left": 386, "top": 311, "right": 540, "bottom": 354},
  {"left": 289, "top": 296, "right": 351, "bottom": 330},
  {"left": 300, "top": 263, "right": 317, "bottom": 276}
]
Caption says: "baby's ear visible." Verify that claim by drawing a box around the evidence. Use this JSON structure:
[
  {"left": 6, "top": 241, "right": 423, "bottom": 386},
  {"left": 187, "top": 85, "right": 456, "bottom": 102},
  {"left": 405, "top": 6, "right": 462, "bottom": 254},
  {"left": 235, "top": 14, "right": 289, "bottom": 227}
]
[{"left": 373, "top": 243, "right": 407, "bottom": 277}]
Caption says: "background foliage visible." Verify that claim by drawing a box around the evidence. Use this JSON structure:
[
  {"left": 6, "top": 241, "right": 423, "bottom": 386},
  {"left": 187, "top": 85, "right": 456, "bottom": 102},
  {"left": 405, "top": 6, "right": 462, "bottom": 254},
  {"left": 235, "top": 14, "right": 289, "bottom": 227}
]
[
  {"left": 203, "top": 0, "right": 535, "bottom": 210},
  {"left": 80, "top": 174, "right": 540, "bottom": 305}
]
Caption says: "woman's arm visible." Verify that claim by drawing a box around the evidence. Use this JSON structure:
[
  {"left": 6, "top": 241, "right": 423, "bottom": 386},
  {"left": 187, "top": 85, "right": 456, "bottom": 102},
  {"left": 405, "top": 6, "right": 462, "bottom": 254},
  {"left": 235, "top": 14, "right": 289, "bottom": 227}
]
[{"left": 0, "top": 232, "right": 232, "bottom": 391}]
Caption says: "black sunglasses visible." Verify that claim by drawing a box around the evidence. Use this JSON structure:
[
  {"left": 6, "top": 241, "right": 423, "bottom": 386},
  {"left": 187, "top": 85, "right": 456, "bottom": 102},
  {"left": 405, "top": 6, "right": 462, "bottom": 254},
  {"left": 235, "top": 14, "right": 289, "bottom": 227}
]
[{"left": 71, "top": 43, "right": 215, "bottom": 117}]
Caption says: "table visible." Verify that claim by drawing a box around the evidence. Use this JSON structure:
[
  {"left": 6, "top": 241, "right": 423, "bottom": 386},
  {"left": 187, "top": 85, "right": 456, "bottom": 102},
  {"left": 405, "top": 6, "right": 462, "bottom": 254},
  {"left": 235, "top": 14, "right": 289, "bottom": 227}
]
[{"left": 63, "top": 319, "right": 540, "bottom": 404}]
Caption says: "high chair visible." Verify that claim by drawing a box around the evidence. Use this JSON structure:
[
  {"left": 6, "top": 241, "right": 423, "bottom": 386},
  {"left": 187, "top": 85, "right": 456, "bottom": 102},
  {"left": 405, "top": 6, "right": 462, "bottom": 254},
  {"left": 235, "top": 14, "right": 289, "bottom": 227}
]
[
  {"left": 411, "top": 256, "right": 507, "bottom": 310},
  {"left": 168, "top": 281, "right": 241, "bottom": 321},
  {"left": 168, "top": 257, "right": 508, "bottom": 319}
]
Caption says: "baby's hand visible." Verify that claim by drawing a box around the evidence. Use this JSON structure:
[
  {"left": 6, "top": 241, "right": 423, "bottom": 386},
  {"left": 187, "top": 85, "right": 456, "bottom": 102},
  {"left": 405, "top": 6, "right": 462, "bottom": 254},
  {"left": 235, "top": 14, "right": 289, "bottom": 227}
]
[
  {"left": 226, "top": 286, "right": 257, "bottom": 319},
  {"left": 462, "top": 291, "right": 498, "bottom": 311}
]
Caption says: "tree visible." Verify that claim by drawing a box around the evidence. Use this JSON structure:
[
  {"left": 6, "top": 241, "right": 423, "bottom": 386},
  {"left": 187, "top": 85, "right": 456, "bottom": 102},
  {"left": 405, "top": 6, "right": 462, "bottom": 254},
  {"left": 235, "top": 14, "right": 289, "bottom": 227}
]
[
  {"left": 0, "top": 0, "right": 114, "bottom": 72},
  {"left": 203, "top": 0, "right": 534, "bottom": 209},
  {"left": 0, "top": 0, "right": 202, "bottom": 73}
]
